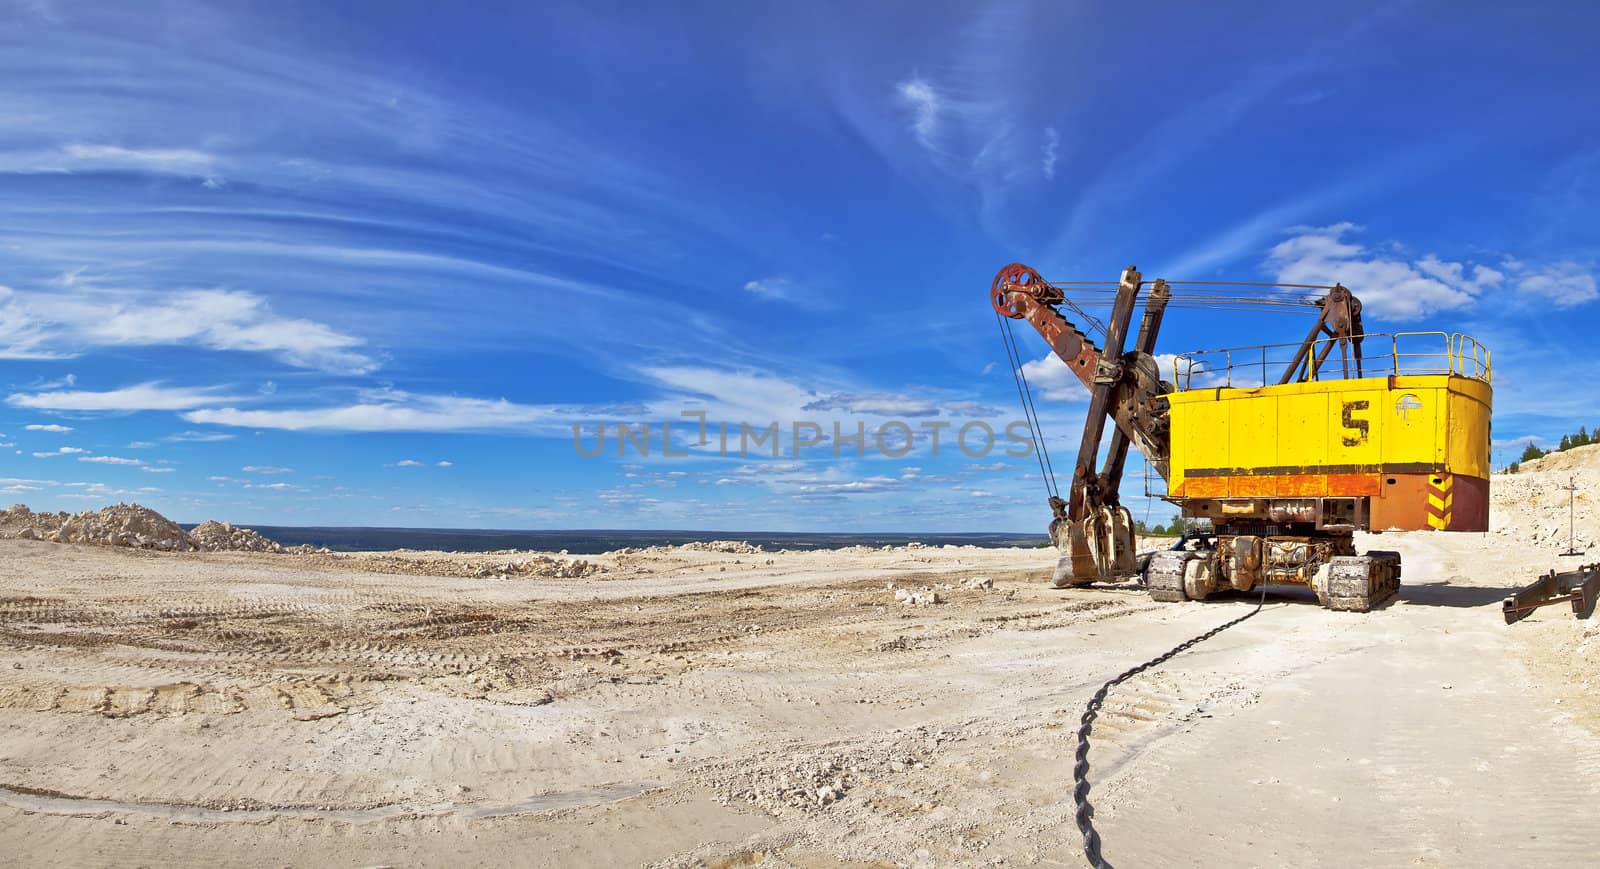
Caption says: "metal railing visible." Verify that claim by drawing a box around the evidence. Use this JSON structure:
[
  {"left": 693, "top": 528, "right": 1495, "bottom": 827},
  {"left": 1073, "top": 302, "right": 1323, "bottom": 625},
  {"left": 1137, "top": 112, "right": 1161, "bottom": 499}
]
[{"left": 1169, "top": 332, "right": 1491, "bottom": 391}]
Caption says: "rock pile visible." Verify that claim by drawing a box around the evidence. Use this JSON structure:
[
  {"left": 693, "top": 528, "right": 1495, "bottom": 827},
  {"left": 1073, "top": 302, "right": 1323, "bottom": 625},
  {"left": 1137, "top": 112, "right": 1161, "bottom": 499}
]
[
  {"left": 700, "top": 727, "right": 950, "bottom": 816},
  {"left": 190, "top": 520, "right": 284, "bottom": 553},
  {"left": 468, "top": 556, "right": 602, "bottom": 579},
  {"left": 1490, "top": 458, "right": 1600, "bottom": 551},
  {"left": 677, "top": 540, "right": 765, "bottom": 555},
  {"left": 2, "top": 503, "right": 196, "bottom": 551},
  {"left": 0, "top": 503, "right": 292, "bottom": 553},
  {"left": 887, "top": 582, "right": 942, "bottom": 606}
]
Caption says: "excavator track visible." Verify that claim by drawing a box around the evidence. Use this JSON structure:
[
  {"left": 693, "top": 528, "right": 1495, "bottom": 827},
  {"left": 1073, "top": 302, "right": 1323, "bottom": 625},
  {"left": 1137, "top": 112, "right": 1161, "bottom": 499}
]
[
  {"left": 1319, "top": 551, "right": 1401, "bottom": 612},
  {"left": 1147, "top": 551, "right": 1193, "bottom": 602}
]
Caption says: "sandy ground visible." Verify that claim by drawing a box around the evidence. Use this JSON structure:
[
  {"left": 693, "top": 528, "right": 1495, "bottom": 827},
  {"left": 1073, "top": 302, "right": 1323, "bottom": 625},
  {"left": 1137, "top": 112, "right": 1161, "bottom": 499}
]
[{"left": 0, "top": 529, "right": 1595, "bottom": 868}]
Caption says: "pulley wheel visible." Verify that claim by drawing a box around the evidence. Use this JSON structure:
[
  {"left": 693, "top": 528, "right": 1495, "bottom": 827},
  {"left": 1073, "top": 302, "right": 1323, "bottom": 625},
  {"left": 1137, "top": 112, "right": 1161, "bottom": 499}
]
[{"left": 991, "top": 262, "right": 1043, "bottom": 318}]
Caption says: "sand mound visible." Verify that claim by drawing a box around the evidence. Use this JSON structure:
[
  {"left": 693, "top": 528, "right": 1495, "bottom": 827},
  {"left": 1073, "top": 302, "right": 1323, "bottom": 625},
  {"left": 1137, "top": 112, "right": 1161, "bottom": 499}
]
[
  {"left": 1520, "top": 442, "right": 1600, "bottom": 474},
  {"left": 2, "top": 503, "right": 196, "bottom": 551}
]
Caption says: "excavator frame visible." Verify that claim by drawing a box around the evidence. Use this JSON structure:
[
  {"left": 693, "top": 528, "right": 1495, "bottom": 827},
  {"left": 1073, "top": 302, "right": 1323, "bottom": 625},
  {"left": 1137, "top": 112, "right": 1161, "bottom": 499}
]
[{"left": 991, "top": 262, "right": 1490, "bottom": 612}]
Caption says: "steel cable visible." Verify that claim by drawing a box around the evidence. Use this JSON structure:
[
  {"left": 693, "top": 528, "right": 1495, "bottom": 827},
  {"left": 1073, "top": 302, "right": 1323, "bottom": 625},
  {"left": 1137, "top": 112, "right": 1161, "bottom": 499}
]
[
  {"left": 1072, "top": 579, "right": 1272, "bottom": 868},
  {"left": 995, "top": 309, "right": 1058, "bottom": 499}
]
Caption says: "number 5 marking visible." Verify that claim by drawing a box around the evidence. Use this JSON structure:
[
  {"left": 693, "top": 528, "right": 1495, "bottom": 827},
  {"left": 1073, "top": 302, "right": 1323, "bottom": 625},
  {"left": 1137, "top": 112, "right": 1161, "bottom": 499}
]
[{"left": 1341, "top": 400, "right": 1370, "bottom": 447}]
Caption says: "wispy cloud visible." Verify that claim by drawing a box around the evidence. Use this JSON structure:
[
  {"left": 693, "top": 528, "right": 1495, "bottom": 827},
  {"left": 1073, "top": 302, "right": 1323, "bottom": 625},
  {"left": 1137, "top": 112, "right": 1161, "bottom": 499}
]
[
  {"left": 242, "top": 465, "right": 294, "bottom": 474},
  {"left": 165, "top": 430, "right": 236, "bottom": 442},
  {"left": 8, "top": 382, "right": 245, "bottom": 411},
  {"left": 743, "top": 278, "right": 793, "bottom": 300},
  {"left": 32, "top": 446, "right": 85, "bottom": 457},
  {"left": 19, "top": 144, "right": 221, "bottom": 176},
  {"left": 1042, "top": 126, "right": 1059, "bottom": 180},
  {"left": 187, "top": 389, "right": 566, "bottom": 433},
  {"left": 896, "top": 77, "right": 943, "bottom": 152},
  {"left": 0, "top": 286, "right": 375, "bottom": 373},
  {"left": 79, "top": 455, "right": 143, "bottom": 466},
  {"left": 24, "top": 423, "right": 73, "bottom": 432},
  {"left": 1506, "top": 260, "right": 1597, "bottom": 306}
]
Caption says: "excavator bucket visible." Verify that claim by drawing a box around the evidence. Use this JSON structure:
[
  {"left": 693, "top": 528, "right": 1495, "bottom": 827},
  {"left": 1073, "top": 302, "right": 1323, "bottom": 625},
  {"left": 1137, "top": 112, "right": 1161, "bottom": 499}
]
[{"left": 1051, "top": 506, "right": 1138, "bottom": 588}]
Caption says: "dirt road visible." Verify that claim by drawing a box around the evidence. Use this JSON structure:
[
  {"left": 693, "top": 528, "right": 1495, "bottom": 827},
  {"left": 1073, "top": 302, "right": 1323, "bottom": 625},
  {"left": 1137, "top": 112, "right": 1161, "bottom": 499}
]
[{"left": 0, "top": 532, "right": 1593, "bottom": 867}]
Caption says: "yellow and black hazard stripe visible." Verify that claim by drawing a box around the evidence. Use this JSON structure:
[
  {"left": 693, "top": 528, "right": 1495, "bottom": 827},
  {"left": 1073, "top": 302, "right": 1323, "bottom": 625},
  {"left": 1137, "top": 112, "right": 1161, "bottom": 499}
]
[{"left": 1426, "top": 474, "right": 1453, "bottom": 529}]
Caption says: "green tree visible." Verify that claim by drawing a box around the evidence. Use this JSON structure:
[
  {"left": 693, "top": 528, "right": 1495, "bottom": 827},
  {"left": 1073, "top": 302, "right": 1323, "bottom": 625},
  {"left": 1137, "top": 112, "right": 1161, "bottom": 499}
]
[
  {"left": 1521, "top": 441, "right": 1546, "bottom": 462},
  {"left": 1560, "top": 434, "right": 1572, "bottom": 451},
  {"left": 1508, "top": 461, "right": 1521, "bottom": 474},
  {"left": 1580, "top": 427, "right": 1590, "bottom": 446}
]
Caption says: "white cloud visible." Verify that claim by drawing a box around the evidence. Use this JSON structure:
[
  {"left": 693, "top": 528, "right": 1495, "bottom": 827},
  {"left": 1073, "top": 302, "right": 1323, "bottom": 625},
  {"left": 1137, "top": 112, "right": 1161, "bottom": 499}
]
[
  {"left": 436, "top": 460, "right": 453, "bottom": 467},
  {"left": 127, "top": 440, "right": 157, "bottom": 448},
  {"left": 802, "top": 393, "right": 940, "bottom": 417},
  {"left": 0, "top": 287, "right": 375, "bottom": 373},
  {"left": 187, "top": 389, "right": 563, "bottom": 433},
  {"left": 141, "top": 466, "right": 175, "bottom": 473},
  {"left": 1267, "top": 224, "right": 1478, "bottom": 320},
  {"left": 1042, "top": 127, "right": 1059, "bottom": 180},
  {"left": 166, "top": 430, "right": 236, "bottom": 442},
  {"left": 1512, "top": 262, "right": 1597, "bottom": 306},
  {"left": 796, "top": 476, "right": 901, "bottom": 495},
  {"left": 242, "top": 465, "right": 293, "bottom": 474},
  {"left": 24, "top": 423, "right": 73, "bottom": 432},
  {"left": 1268, "top": 224, "right": 1597, "bottom": 318},
  {"left": 59, "top": 144, "right": 218, "bottom": 174},
  {"left": 8, "top": 382, "right": 244, "bottom": 411},
  {"left": 743, "top": 278, "right": 791, "bottom": 300},
  {"left": 32, "top": 446, "right": 85, "bottom": 457},
  {"left": 395, "top": 459, "right": 423, "bottom": 467},
  {"left": 79, "top": 455, "right": 144, "bottom": 465},
  {"left": 896, "top": 77, "right": 943, "bottom": 151},
  {"left": 1019, "top": 354, "right": 1088, "bottom": 402}
]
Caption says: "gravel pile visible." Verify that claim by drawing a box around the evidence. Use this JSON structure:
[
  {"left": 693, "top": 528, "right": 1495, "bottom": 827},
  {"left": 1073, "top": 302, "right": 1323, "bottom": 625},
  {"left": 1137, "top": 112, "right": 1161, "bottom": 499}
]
[
  {"left": 467, "top": 556, "right": 602, "bottom": 579},
  {"left": 190, "top": 520, "right": 284, "bottom": 553},
  {"left": 1, "top": 503, "right": 293, "bottom": 553},
  {"left": 1490, "top": 458, "right": 1599, "bottom": 550},
  {"left": 698, "top": 726, "right": 951, "bottom": 816},
  {"left": 2, "top": 503, "right": 197, "bottom": 551}
]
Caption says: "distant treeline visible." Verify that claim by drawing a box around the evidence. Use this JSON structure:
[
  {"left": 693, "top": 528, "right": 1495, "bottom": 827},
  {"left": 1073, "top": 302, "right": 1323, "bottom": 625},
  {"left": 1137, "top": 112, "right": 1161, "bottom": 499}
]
[
  {"left": 1504, "top": 426, "right": 1598, "bottom": 473},
  {"left": 1134, "top": 517, "right": 1205, "bottom": 537}
]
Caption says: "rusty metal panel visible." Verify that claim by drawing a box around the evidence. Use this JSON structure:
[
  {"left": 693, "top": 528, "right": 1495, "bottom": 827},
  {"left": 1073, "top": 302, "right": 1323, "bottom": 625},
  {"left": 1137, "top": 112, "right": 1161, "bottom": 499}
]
[
  {"left": 1446, "top": 474, "right": 1489, "bottom": 531},
  {"left": 1371, "top": 474, "right": 1432, "bottom": 530},
  {"left": 1228, "top": 475, "right": 1276, "bottom": 498}
]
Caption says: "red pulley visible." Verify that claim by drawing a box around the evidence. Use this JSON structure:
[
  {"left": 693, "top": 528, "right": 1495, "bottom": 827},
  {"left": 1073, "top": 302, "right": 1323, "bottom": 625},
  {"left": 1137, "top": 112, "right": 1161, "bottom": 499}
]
[{"left": 990, "top": 262, "right": 1043, "bottom": 318}]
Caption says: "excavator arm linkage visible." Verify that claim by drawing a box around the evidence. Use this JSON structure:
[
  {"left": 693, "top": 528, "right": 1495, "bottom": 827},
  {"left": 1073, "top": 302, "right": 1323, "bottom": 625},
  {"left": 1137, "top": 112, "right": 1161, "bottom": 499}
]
[{"left": 991, "top": 263, "right": 1174, "bottom": 585}]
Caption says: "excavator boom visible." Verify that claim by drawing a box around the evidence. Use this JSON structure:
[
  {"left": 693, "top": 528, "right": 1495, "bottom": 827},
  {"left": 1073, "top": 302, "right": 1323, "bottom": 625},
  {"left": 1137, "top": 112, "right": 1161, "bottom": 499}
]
[{"left": 991, "top": 263, "right": 1173, "bottom": 585}]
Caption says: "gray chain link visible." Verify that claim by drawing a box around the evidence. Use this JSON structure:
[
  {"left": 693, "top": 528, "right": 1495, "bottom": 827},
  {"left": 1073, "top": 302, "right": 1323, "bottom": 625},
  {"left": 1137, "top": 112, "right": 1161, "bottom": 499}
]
[{"left": 1072, "top": 582, "right": 1270, "bottom": 868}]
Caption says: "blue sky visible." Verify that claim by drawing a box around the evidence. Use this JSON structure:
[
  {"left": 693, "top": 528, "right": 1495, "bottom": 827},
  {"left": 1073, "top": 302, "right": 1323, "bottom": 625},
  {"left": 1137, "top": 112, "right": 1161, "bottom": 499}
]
[{"left": 1, "top": 1, "right": 1597, "bottom": 531}]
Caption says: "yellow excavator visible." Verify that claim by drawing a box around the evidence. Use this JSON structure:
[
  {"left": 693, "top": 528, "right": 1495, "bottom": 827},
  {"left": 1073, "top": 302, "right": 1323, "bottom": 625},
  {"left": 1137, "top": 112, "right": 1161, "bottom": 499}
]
[{"left": 991, "top": 262, "right": 1492, "bottom": 611}]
